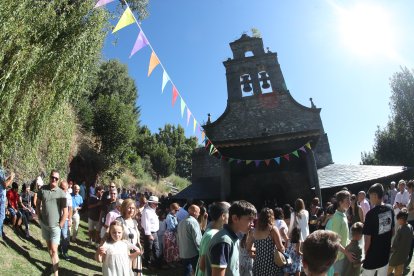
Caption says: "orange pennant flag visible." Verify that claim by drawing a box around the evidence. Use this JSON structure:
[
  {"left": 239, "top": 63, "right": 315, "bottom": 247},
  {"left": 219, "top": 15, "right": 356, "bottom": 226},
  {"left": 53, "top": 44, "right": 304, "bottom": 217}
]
[
  {"left": 148, "top": 51, "right": 160, "bottom": 77},
  {"left": 172, "top": 86, "right": 179, "bottom": 106}
]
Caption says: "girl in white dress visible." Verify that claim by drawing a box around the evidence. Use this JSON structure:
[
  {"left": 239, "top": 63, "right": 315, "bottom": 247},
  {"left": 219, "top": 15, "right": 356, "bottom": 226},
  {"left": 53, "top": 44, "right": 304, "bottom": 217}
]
[{"left": 96, "top": 220, "right": 142, "bottom": 276}]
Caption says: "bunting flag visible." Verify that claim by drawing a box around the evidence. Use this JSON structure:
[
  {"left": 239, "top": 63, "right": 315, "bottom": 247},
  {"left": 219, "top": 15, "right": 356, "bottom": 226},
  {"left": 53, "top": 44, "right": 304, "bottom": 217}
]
[
  {"left": 274, "top": 157, "right": 281, "bottom": 165},
  {"left": 229, "top": 158, "right": 235, "bottom": 163},
  {"left": 299, "top": 146, "right": 306, "bottom": 153},
  {"left": 209, "top": 145, "right": 214, "bottom": 155},
  {"left": 201, "top": 131, "right": 205, "bottom": 141},
  {"left": 305, "top": 142, "right": 312, "bottom": 149},
  {"left": 186, "top": 109, "right": 192, "bottom": 126},
  {"left": 193, "top": 118, "right": 197, "bottom": 133},
  {"left": 94, "top": 0, "right": 115, "bottom": 8},
  {"left": 112, "top": 7, "right": 135, "bottom": 33},
  {"left": 237, "top": 159, "right": 243, "bottom": 164},
  {"left": 246, "top": 160, "right": 253, "bottom": 165},
  {"left": 180, "top": 98, "right": 186, "bottom": 117},
  {"left": 212, "top": 148, "right": 218, "bottom": 155},
  {"left": 283, "top": 154, "right": 290, "bottom": 161},
  {"left": 172, "top": 86, "right": 179, "bottom": 106},
  {"left": 148, "top": 51, "right": 160, "bottom": 77},
  {"left": 264, "top": 159, "right": 271, "bottom": 166},
  {"left": 130, "top": 30, "right": 149, "bottom": 58},
  {"left": 254, "top": 160, "right": 261, "bottom": 167},
  {"left": 292, "top": 150, "right": 299, "bottom": 158},
  {"left": 161, "top": 70, "right": 169, "bottom": 93},
  {"left": 205, "top": 140, "right": 211, "bottom": 148}
]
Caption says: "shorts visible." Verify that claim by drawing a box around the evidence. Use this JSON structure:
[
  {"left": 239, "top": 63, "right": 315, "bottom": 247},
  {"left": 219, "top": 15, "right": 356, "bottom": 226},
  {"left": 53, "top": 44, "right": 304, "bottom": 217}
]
[
  {"left": 333, "top": 258, "right": 345, "bottom": 274},
  {"left": 88, "top": 218, "right": 100, "bottom": 231},
  {"left": 40, "top": 221, "right": 61, "bottom": 245},
  {"left": 8, "top": 207, "right": 20, "bottom": 217}
]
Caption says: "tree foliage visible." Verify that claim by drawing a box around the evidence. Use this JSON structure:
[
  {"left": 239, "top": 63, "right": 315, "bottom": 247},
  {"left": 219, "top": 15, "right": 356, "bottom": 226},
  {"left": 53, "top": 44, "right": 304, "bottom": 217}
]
[
  {"left": 150, "top": 144, "right": 176, "bottom": 182},
  {"left": 0, "top": 0, "right": 107, "bottom": 178},
  {"left": 361, "top": 67, "right": 414, "bottom": 166}
]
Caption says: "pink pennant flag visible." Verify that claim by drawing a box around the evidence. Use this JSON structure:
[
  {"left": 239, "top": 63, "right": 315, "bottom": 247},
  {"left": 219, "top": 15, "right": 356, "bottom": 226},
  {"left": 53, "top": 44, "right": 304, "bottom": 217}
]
[
  {"left": 94, "top": 0, "right": 115, "bottom": 8},
  {"left": 130, "top": 30, "right": 149, "bottom": 58},
  {"left": 264, "top": 159, "right": 271, "bottom": 166},
  {"left": 187, "top": 109, "right": 192, "bottom": 126},
  {"left": 172, "top": 86, "right": 178, "bottom": 106},
  {"left": 283, "top": 154, "right": 290, "bottom": 161},
  {"left": 148, "top": 51, "right": 160, "bottom": 77}
]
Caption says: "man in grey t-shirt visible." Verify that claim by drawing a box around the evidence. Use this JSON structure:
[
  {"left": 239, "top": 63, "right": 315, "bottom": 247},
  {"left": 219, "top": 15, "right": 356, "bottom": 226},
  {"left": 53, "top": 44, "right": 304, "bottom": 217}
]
[{"left": 36, "top": 170, "right": 67, "bottom": 276}]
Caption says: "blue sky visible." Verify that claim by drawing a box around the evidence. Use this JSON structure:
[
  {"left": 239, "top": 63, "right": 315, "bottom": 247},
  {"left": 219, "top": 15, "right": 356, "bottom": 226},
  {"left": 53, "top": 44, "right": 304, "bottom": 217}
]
[{"left": 102, "top": 0, "right": 414, "bottom": 165}]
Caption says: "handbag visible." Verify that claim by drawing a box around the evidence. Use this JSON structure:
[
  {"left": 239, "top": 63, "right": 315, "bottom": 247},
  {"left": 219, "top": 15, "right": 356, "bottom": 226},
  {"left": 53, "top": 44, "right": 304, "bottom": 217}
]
[{"left": 274, "top": 249, "right": 287, "bottom": 267}]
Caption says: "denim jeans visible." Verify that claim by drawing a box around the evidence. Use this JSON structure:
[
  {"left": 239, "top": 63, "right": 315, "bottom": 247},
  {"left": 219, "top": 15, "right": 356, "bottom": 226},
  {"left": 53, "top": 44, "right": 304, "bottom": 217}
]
[
  {"left": 60, "top": 220, "right": 70, "bottom": 254},
  {"left": 0, "top": 202, "right": 5, "bottom": 237},
  {"left": 144, "top": 232, "right": 161, "bottom": 267},
  {"left": 182, "top": 255, "right": 199, "bottom": 276}
]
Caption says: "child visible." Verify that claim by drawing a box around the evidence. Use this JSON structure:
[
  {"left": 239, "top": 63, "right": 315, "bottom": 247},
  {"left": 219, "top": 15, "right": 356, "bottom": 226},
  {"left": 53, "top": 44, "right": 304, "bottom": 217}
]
[
  {"left": 96, "top": 220, "right": 142, "bottom": 276},
  {"left": 284, "top": 227, "right": 303, "bottom": 276},
  {"left": 342, "top": 222, "right": 363, "bottom": 276},
  {"left": 388, "top": 208, "right": 413, "bottom": 276},
  {"left": 303, "top": 230, "right": 340, "bottom": 276},
  {"left": 239, "top": 231, "right": 254, "bottom": 276}
]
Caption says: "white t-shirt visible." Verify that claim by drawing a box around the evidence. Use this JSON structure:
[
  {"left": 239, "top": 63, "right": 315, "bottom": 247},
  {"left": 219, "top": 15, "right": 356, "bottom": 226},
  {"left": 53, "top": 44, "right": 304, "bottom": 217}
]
[{"left": 275, "top": 219, "right": 288, "bottom": 242}]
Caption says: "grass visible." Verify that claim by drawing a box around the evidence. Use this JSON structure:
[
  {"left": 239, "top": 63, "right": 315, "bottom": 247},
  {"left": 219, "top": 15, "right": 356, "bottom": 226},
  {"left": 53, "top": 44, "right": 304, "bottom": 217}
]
[{"left": 0, "top": 215, "right": 182, "bottom": 276}]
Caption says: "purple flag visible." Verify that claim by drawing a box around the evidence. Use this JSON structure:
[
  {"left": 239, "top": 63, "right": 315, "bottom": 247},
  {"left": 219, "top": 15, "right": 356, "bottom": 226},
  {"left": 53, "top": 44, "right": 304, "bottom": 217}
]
[
  {"left": 254, "top": 160, "right": 261, "bottom": 167},
  {"left": 94, "top": 0, "right": 115, "bottom": 8},
  {"left": 130, "top": 30, "right": 149, "bottom": 58}
]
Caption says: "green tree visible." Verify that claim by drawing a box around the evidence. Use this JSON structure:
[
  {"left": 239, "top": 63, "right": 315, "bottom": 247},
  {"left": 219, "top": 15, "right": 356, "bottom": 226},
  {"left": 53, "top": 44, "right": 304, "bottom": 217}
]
[
  {"left": 361, "top": 67, "right": 414, "bottom": 166},
  {"left": 150, "top": 144, "right": 176, "bottom": 182},
  {"left": 93, "top": 95, "right": 138, "bottom": 165}
]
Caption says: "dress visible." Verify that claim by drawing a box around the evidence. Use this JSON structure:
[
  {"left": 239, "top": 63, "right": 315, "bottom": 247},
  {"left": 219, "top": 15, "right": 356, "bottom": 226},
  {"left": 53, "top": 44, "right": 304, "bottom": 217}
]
[
  {"left": 239, "top": 246, "right": 253, "bottom": 276},
  {"left": 283, "top": 242, "right": 302, "bottom": 274},
  {"left": 252, "top": 235, "right": 282, "bottom": 276},
  {"left": 102, "top": 240, "right": 134, "bottom": 276}
]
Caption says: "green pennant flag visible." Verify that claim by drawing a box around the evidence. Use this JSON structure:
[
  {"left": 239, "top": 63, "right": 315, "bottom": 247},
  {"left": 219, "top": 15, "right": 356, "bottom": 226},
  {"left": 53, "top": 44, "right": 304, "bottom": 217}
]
[
  {"left": 246, "top": 160, "right": 253, "bottom": 165},
  {"left": 209, "top": 145, "right": 214, "bottom": 155},
  {"left": 292, "top": 150, "right": 299, "bottom": 158},
  {"left": 228, "top": 158, "right": 235, "bottom": 163}
]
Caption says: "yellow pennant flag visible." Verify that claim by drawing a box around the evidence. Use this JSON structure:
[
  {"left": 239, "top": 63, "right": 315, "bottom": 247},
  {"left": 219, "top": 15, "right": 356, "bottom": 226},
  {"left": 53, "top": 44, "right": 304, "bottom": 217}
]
[
  {"left": 112, "top": 7, "right": 135, "bottom": 33},
  {"left": 305, "top": 142, "right": 312, "bottom": 149},
  {"left": 148, "top": 51, "right": 160, "bottom": 77},
  {"left": 193, "top": 118, "right": 197, "bottom": 133}
]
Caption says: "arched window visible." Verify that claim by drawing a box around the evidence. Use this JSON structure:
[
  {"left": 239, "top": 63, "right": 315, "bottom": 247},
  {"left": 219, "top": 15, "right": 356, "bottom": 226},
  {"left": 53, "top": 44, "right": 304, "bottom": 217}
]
[{"left": 240, "top": 74, "right": 253, "bottom": 97}]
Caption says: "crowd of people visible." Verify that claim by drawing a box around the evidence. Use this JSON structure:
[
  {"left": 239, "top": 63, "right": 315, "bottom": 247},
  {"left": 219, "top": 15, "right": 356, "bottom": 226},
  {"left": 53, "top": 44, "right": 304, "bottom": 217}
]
[{"left": 1, "top": 167, "right": 414, "bottom": 276}]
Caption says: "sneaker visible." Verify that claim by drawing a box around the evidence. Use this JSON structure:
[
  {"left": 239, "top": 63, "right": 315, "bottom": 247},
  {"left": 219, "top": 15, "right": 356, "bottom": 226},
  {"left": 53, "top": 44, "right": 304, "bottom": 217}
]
[
  {"left": 25, "top": 229, "right": 30, "bottom": 238},
  {"left": 62, "top": 253, "right": 71, "bottom": 261}
]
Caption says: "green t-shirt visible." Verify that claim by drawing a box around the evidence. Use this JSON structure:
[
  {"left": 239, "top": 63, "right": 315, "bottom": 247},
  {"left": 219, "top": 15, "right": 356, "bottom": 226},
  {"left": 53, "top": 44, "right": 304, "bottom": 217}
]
[
  {"left": 195, "top": 228, "right": 219, "bottom": 276},
  {"left": 326, "top": 210, "right": 349, "bottom": 260},
  {"left": 37, "top": 185, "right": 67, "bottom": 227}
]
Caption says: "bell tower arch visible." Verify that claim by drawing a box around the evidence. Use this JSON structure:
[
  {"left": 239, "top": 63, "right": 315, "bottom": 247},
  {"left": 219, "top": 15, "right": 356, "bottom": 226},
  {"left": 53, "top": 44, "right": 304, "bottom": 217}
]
[{"left": 223, "top": 34, "right": 288, "bottom": 101}]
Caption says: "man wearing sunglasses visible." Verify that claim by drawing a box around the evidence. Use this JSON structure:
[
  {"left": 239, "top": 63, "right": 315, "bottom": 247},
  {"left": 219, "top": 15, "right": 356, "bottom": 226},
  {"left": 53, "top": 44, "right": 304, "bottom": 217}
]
[{"left": 36, "top": 170, "right": 68, "bottom": 276}]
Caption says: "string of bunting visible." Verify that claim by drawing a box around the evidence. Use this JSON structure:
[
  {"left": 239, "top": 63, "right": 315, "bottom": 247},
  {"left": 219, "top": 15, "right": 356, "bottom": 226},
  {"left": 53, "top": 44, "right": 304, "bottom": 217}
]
[
  {"left": 94, "top": 0, "right": 313, "bottom": 167},
  {"left": 204, "top": 140, "right": 312, "bottom": 167}
]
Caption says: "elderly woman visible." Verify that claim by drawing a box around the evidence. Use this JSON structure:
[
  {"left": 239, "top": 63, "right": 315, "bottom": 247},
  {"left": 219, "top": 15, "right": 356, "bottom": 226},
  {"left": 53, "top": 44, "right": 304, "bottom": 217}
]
[
  {"left": 248, "top": 207, "right": 285, "bottom": 276},
  {"left": 163, "top": 202, "right": 180, "bottom": 267},
  {"left": 116, "top": 198, "right": 143, "bottom": 273}
]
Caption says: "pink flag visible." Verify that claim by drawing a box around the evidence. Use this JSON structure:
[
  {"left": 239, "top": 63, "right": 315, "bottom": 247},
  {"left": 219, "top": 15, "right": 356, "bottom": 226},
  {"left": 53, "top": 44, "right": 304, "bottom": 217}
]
[
  {"left": 172, "top": 86, "right": 178, "bottom": 106},
  {"left": 94, "top": 0, "right": 114, "bottom": 8},
  {"left": 283, "top": 154, "right": 290, "bottom": 161},
  {"left": 130, "top": 31, "right": 148, "bottom": 58}
]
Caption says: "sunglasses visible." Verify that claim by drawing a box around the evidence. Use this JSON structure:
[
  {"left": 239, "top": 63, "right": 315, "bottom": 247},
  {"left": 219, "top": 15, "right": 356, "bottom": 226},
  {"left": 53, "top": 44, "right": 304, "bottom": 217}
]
[{"left": 51, "top": 176, "right": 59, "bottom": 181}]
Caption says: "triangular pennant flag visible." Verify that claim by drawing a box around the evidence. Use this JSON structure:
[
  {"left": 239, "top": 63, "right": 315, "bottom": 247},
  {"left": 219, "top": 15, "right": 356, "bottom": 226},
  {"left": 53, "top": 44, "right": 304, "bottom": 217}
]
[
  {"left": 283, "top": 154, "right": 290, "bottom": 161},
  {"left": 205, "top": 140, "right": 211, "bottom": 148},
  {"left": 186, "top": 109, "right": 192, "bottom": 126},
  {"left": 274, "top": 157, "right": 281, "bottom": 165},
  {"left": 292, "top": 150, "right": 299, "bottom": 158},
  {"left": 246, "top": 160, "right": 253, "bottom": 165},
  {"left": 237, "top": 159, "right": 243, "bottom": 164},
  {"left": 264, "top": 159, "right": 271, "bottom": 166},
  {"left": 148, "top": 51, "right": 160, "bottom": 77},
  {"left": 228, "top": 158, "right": 235, "bottom": 163},
  {"left": 212, "top": 148, "right": 218, "bottom": 155},
  {"left": 209, "top": 145, "right": 214, "bottom": 155},
  {"left": 305, "top": 142, "right": 312, "bottom": 149},
  {"left": 180, "top": 98, "right": 186, "bottom": 118},
  {"left": 201, "top": 131, "right": 205, "bottom": 141},
  {"left": 193, "top": 118, "right": 197, "bottom": 133},
  {"left": 112, "top": 8, "right": 135, "bottom": 33},
  {"left": 172, "top": 86, "right": 178, "bottom": 106},
  {"left": 130, "top": 30, "right": 149, "bottom": 58},
  {"left": 299, "top": 146, "right": 306, "bottom": 153},
  {"left": 254, "top": 160, "right": 261, "bottom": 167},
  {"left": 161, "top": 70, "right": 169, "bottom": 93},
  {"left": 94, "top": 0, "right": 114, "bottom": 8}
]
